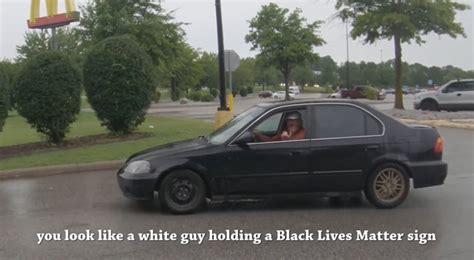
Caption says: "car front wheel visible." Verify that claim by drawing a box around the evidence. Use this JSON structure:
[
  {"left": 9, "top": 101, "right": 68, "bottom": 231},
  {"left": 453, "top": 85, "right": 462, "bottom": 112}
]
[
  {"left": 365, "top": 163, "right": 410, "bottom": 209},
  {"left": 159, "top": 170, "right": 206, "bottom": 214},
  {"left": 420, "top": 100, "right": 439, "bottom": 111}
]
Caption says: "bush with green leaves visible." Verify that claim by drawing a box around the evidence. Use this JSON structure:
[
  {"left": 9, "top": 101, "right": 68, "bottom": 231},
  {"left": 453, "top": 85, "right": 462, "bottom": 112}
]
[
  {"left": 239, "top": 88, "right": 248, "bottom": 97},
  {"left": 209, "top": 88, "right": 218, "bottom": 98},
  {"left": 200, "top": 92, "right": 214, "bottom": 102},
  {"left": 83, "top": 36, "right": 155, "bottom": 135},
  {"left": 153, "top": 90, "right": 161, "bottom": 103},
  {"left": 246, "top": 86, "right": 254, "bottom": 94},
  {"left": 363, "top": 86, "right": 379, "bottom": 100},
  {"left": 14, "top": 51, "right": 81, "bottom": 143},
  {"left": 187, "top": 90, "right": 202, "bottom": 101},
  {"left": 0, "top": 72, "right": 8, "bottom": 131}
]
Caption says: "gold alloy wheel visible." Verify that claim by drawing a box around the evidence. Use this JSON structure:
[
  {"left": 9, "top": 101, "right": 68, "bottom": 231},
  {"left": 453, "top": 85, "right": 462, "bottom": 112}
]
[{"left": 373, "top": 168, "right": 406, "bottom": 203}]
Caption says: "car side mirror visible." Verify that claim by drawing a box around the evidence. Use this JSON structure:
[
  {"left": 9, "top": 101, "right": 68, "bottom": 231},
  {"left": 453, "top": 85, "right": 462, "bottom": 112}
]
[
  {"left": 441, "top": 87, "right": 448, "bottom": 93},
  {"left": 233, "top": 131, "right": 254, "bottom": 146}
]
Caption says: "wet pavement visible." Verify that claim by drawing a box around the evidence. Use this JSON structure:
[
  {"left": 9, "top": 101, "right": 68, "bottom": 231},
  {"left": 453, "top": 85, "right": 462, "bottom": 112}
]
[{"left": 0, "top": 127, "right": 473, "bottom": 259}]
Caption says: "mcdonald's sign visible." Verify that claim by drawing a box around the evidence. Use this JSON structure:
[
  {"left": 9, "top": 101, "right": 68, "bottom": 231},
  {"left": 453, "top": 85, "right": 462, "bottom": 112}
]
[{"left": 28, "top": 0, "right": 80, "bottom": 29}]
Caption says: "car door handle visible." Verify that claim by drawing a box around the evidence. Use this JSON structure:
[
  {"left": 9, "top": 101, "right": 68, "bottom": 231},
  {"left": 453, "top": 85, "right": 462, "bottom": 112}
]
[
  {"left": 457, "top": 93, "right": 462, "bottom": 96},
  {"left": 365, "top": 145, "right": 380, "bottom": 151}
]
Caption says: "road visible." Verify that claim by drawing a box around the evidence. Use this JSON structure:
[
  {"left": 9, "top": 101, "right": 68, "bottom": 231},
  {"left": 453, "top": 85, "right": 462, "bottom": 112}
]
[
  {"left": 0, "top": 127, "right": 472, "bottom": 259},
  {"left": 147, "top": 94, "right": 415, "bottom": 121}
]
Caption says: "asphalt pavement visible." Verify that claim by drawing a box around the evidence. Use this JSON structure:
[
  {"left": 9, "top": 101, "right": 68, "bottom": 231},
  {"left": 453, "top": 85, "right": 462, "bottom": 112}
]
[{"left": 0, "top": 127, "right": 472, "bottom": 259}]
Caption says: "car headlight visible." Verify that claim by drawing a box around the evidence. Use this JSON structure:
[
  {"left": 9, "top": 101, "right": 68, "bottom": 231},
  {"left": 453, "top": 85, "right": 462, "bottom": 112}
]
[{"left": 124, "top": 160, "right": 151, "bottom": 174}]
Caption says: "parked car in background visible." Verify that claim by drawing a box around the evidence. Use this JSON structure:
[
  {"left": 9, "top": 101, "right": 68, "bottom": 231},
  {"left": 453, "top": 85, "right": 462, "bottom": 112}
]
[
  {"left": 273, "top": 91, "right": 295, "bottom": 100},
  {"left": 258, "top": 90, "right": 273, "bottom": 98},
  {"left": 340, "top": 86, "right": 385, "bottom": 100},
  {"left": 328, "top": 91, "right": 341, "bottom": 98},
  {"left": 289, "top": 86, "right": 301, "bottom": 95},
  {"left": 414, "top": 79, "right": 474, "bottom": 111},
  {"left": 117, "top": 100, "right": 447, "bottom": 214}
]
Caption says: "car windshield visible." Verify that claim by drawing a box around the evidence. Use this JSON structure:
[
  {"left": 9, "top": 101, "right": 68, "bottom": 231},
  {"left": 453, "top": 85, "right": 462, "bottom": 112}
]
[{"left": 208, "top": 106, "right": 265, "bottom": 145}]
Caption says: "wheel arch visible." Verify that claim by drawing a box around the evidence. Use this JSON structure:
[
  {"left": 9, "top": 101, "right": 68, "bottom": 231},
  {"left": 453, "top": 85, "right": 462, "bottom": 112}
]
[
  {"left": 154, "top": 164, "right": 212, "bottom": 198},
  {"left": 366, "top": 158, "right": 413, "bottom": 182}
]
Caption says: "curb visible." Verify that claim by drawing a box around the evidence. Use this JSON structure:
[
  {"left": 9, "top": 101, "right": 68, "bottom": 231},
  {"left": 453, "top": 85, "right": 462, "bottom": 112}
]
[{"left": 0, "top": 160, "right": 124, "bottom": 180}]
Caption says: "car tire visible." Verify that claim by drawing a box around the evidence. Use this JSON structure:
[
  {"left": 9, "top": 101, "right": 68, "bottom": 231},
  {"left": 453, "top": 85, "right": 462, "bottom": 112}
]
[
  {"left": 420, "top": 100, "right": 439, "bottom": 111},
  {"left": 159, "top": 170, "right": 206, "bottom": 214},
  {"left": 364, "top": 163, "right": 410, "bottom": 209}
]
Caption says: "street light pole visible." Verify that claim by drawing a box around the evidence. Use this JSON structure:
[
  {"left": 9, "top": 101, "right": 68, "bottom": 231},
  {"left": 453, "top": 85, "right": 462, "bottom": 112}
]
[{"left": 215, "top": 0, "right": 227, "bottom": 111}]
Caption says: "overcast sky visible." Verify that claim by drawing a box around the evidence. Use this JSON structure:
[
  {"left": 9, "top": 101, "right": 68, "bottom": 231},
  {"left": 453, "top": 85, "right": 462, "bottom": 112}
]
[{"left": 1, "top": 0, "right": 473, "bottom": 70}]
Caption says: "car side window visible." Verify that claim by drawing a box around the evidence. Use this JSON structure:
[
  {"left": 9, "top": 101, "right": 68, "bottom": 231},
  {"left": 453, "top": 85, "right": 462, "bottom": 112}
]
[
  {"left": 444, "top": 83, "right": 463, "bottom": 93},
  {"left": 254, "top": 112, "right": 283, "bottom": 136},
  {"left": 312, "top": 105, "right": 383, "bottom": 139},
  {"left": 253, "top": 108, "right": 308, "bottom": 143},
  {"left": 461, "top": 82, "right": 474, "bottom": 91}
]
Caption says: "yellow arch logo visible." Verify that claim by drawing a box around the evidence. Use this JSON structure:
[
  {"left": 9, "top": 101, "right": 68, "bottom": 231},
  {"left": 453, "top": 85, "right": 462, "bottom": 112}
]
[{"left": 28, "top": 0, "right": 79, "bottom": 29}]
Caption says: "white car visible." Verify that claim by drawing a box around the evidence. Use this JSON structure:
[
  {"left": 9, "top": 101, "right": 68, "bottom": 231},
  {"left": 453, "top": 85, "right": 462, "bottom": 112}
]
[
  {"left": 273, "top": 91, "right": 296, "bottom": 100},
  {"left": 289, "top": 86, "right": 300, "bottom": 95},
  {"left": 414, "top": 79, "right": 474, "bottom": 111},
  {"left": 328, "top": 91, "right": 341, "bottom": 98}
]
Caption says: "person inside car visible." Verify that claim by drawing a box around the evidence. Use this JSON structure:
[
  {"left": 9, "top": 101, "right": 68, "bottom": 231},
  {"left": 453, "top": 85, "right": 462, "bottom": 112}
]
[{"left": 254, "top": 112, "right": 305, "bottom": 142}]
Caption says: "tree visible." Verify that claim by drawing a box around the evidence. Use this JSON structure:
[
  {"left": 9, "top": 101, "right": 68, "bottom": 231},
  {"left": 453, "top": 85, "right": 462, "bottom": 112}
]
[
  {"left": 196, "top": 52, "right": 219, "bottom": 93},
  {"left": 246, "top": 3, "right": 324, "bottom": 100},
  {"left": 0, "top": 69, "right": 8, "bottom": 131},
  {"left": 335, "top": 0, "right": 470, "bottom": 109},
  {"left": 83, "top": 36, "right": 155, "bottom": 135},
  {"left": 316, "top": 56, "right": 338, "bottom": 87},
  {"left": 16, "top": 28, "right": 82, "bottom": 65},
  {"left": 291, "top": 64, "right": 317, "bottom": 89},
  {"left": 78, "top": 0, "right": 183, "bottom": 70},
  {"left": 0, "top": 60, "right": 20, "bottom": 110},
  {"left": 233, "top": 57, "right": 256, "bottom": 90},
  {"left": 14, "top": 51, "right": 81, "bottom": 143}
]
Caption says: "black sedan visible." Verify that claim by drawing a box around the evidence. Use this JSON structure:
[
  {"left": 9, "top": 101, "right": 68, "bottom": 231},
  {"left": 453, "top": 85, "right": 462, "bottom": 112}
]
[{"left": 117, "top": 100, "right": 447, "bottom": 214}]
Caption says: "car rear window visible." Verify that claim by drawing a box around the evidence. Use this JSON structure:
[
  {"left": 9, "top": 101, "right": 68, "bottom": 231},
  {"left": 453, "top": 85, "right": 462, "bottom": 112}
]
[{"left": 313, "top": 105, "right": 383, "bottom": 138}]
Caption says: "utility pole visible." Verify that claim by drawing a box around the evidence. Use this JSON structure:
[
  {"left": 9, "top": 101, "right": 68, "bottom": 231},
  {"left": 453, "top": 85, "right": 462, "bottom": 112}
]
[
  {"left": 215, "top": 0, "right": 227, "bottom": 111},
  {"left": 345, "top": 22, "right": 350, "bottom": 89}
]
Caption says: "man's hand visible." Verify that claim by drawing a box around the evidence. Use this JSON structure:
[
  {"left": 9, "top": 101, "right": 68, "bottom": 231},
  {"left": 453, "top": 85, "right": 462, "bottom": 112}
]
[{"left": 281, "top": 131, "right": 290, "bottom": 140}]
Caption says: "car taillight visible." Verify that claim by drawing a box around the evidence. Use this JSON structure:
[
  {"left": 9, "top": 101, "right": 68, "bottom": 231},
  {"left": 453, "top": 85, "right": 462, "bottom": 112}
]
[{"left": 434, "top": 136, "right": 444, "bottom": 154}]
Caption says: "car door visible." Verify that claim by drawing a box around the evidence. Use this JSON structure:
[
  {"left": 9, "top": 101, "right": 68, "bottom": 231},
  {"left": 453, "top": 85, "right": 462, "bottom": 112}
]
[
  {"left": 438, "top": 82, "right": 464, "bottom": 109},
  {"left": 458, "top": 81, "right": 474, "bottom": 109},
  {"left": 307, "top": 104, "right": 385, "bottom": 191},
  {"left": 222, "top": 106, "right": 312, "bottom": 195}
]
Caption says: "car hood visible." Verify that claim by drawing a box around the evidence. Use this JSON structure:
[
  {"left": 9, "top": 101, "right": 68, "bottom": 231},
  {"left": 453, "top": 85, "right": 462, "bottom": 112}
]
[{"left": 126, "top": 138, "right": 209, "bottom": 162}]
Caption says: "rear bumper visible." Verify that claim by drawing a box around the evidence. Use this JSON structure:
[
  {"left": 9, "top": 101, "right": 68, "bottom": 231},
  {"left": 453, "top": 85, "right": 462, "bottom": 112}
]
[
  {"left": 407, "top": 161, "right": 447, "bottom": 188},
  {"left": 117, "top": 170, "right": 156, "bottom": 200}
]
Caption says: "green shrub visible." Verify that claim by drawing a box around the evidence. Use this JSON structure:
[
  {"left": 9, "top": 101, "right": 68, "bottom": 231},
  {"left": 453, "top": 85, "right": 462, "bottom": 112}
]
[
  {"left": 83, "top": 35, "right": 155, "bottom": 135},
  {"left": 209, "top": 88, "right": 218, "bottom": 97},
  {"left": 200, "top": 92, "right": 214, "bottom": 102},
  {"left": 363, "top": 86, "right": 379, "bottom": 100},
  {"left": 246, "top": 85, "right": 254, "bottom": 94},
  {"left": 0, "top": 72, "right": 8, "bottom": 131},
  {"left": 239, "top": 88, "right": 248, "bottom": 97},
  {"left": 153, "top": 90, "right": 161, "bottom": 103},
  {"left": 187, "top": 91, "right": 202, "bottom": 101},
  {"left": 15, "top": 51, "right": 81, "bottom": 143}
]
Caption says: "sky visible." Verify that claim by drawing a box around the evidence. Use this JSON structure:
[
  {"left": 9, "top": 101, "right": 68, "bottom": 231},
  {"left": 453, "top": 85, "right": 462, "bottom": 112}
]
[{"left": 1, "top": 0, "right": 473, "bottom": 70}]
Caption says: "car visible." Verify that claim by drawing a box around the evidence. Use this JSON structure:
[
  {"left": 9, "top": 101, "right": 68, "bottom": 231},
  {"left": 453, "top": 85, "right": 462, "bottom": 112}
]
[
  {"left": 328, "top": 91, "right": 341, "bottom": 98},
  {"left": 272, "top": 91, "right": 295, "bottom": 100},
  {"left": 289, "top": 86, "right": 300, "bottom": 95},
  {"left": 258, "top": 90, "right": 273, "bottom": 98},
  {"left": 117, "top": 100, "right": 447, "bottom": 214},
  {"left": 414, "top": 79, "right": 474, "bottom": 111},
  {"left": 340, "top": 86, "right": 385, "bottom": 100}
]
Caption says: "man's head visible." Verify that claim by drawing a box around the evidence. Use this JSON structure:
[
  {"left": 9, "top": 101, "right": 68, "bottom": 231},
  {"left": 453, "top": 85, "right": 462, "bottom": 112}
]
[{"left": 285, "top": 112, "right": 302, "bottom": 133}]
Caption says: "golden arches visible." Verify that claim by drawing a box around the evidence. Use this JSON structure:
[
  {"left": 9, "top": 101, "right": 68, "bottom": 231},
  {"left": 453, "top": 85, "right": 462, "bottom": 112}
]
[{"left": 30, "top": 0, "right": 77, "bottom": 22}]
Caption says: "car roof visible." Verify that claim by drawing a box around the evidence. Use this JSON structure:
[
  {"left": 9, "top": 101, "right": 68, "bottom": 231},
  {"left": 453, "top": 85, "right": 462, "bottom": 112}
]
[{"left": 257, "top": 98, "right": 370, "bottom": 109}]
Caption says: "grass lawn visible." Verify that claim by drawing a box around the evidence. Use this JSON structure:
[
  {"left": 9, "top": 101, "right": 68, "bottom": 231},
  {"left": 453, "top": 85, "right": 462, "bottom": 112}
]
[{"left": 0, "top": 112, "right": 213, "bottom": 171}]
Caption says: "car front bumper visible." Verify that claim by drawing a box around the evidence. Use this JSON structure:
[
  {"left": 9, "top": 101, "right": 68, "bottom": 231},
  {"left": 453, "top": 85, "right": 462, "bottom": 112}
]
[
  {"left": 407, "top": 161, "right": 447, "bottom": 188},
  {"left": 117, "top": 169, "right": 156, "bottom": 200}
]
